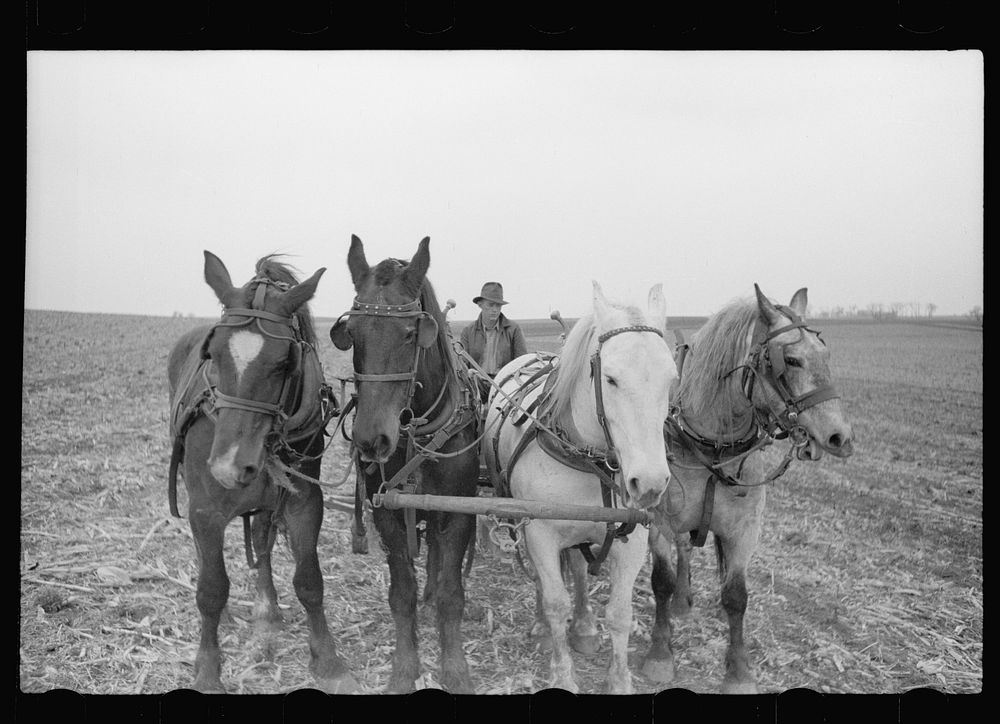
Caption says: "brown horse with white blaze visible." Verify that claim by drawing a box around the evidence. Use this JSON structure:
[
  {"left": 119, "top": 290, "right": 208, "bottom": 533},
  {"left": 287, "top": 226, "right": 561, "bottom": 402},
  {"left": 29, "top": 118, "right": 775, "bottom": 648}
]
[{"left": 167, "top": 251, "right": 357, "bottom": 694}]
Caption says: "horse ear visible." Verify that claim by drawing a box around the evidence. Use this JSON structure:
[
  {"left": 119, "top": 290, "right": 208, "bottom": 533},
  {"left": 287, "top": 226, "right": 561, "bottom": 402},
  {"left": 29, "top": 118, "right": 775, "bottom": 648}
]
[
  {"left": 277, "top": 267, "right": 326, "bottom": 315},
  {"left": 789, "top": 287, "right": 808, "bottom": 318},
  {"left": 754, "top": 283, "right": 782, "bottom": 326},
  {"left": 347, "top": 235, "right": 370, "bottom": 289},
  {"left": 402, "top": 237, "right": 431, "bottom": 292},
  {"left": 592, "top": 280, "right": 612, "bottom": 328},
  {"left": 203, "top": 250, "right": 238, "bottom": 307},
  {"left": 647, "top": 283, "right": 667, "bottom": 332}
]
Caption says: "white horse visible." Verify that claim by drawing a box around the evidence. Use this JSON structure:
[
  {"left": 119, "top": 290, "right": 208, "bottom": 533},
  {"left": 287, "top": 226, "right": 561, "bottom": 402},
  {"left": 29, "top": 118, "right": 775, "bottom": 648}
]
[{"left": 483, "top": 281, "right": 677, "bottom": 693}]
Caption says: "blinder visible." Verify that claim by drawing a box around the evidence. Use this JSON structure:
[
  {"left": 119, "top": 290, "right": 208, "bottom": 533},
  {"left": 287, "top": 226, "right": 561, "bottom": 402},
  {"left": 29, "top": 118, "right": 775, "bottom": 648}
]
[
  {"left": 330, "top": 316, "right": 353, "bottom": 351},
  {"left": 748, "top": 305, "right": 841, "bottom": 432},
  {"left": 416, "top": 314, "right": 439, "bottom": 349},
  {"left": 288, "top": 337, "right": 303, "bottom": 372},
  {"left": 332, "top": 297, "right": 439, "bottom": 360}
]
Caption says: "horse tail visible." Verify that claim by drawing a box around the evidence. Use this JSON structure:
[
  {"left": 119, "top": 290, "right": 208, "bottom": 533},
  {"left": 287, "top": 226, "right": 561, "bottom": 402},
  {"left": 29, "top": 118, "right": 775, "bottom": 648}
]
[
  {"left": 713, "top": 533, "right": 727, "bottom": 583},
  {"left": 463, "top": 521, "right": 476, "bottom": 578},
  {"left": 559, "top": 548, "right": 573, "bottom": 586},
  {"left": 168, "top": 436, "right": 184, "bottom": 518}
]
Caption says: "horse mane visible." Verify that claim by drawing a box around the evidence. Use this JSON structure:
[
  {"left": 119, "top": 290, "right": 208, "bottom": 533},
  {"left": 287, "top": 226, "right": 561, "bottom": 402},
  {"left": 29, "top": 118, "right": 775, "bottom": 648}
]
[
  {"left": 677, "top": 296, "right": 759, "bottom": 420},
  {"left": 246, "top": 254, "right": 318, "bottom": 346},
  {"left": 545, "top": 301, "right": 648, "bottom": 423}
]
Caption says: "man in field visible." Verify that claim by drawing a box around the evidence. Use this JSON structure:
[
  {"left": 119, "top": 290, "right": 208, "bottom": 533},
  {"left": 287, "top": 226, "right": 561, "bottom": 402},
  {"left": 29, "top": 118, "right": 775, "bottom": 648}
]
[{"left": 460, "top": 281, "right": 527, "bottom": 404}]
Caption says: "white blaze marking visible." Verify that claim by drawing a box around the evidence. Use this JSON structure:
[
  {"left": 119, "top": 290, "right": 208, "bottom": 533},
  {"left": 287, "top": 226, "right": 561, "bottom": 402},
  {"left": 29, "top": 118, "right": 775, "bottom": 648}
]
[
  {"left": 228, "top": 330, "right": 265, "bottom": 382},
  {"left": 209, "top": 443, "right": 240, "bottom": 487}
]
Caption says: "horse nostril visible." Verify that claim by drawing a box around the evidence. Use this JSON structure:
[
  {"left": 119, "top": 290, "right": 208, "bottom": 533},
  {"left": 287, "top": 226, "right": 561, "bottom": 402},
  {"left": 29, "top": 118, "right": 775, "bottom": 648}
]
[{"left": 828, "top": 433, "right": 843, "bottom": 450}]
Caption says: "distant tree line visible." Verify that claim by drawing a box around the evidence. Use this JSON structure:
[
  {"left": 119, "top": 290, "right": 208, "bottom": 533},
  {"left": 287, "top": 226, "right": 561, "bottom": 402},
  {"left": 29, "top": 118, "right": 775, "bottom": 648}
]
[{"left": 810, "top": 302, "right": 982, "bottom": 324}]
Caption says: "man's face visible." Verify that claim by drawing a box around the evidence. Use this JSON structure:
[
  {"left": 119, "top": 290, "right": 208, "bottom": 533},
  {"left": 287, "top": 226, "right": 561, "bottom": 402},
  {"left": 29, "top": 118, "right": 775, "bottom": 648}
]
[{"left": 478, "top": 300, "right": 502, "bottom": 327}]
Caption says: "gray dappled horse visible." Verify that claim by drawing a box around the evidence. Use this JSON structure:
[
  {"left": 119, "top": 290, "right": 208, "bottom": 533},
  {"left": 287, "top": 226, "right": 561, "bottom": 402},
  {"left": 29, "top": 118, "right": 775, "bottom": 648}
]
[{"left": 640, "top": 284, "right": 854, "bottom": 693}]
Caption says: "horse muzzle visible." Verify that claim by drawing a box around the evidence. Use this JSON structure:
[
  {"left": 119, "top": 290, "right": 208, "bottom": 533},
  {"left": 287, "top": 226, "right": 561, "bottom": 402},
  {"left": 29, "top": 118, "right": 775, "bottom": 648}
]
[
  {"left": 621, "top": 464, "right": 671, "bottom": 510},
  {"left": 208, "top": 443, "right": 265, "bottom": 488},
  {"left": 355, "top": 432, "right": 397, "bottom": 464},
  {"left": 799, "top": 423, "right": 854, "bottom": 461}
]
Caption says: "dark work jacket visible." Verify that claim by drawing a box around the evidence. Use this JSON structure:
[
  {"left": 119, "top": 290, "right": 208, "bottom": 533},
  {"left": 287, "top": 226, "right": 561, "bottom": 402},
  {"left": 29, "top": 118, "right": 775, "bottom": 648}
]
[{"left": 459, "top": 313, "right": 528, "bottom": 376}]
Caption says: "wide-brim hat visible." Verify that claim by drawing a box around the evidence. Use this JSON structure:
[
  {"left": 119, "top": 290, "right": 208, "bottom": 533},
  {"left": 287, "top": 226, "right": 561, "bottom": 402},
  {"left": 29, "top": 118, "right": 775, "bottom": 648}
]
[{"left": 473, "top": 281, "right": 508, "bottom": 305}]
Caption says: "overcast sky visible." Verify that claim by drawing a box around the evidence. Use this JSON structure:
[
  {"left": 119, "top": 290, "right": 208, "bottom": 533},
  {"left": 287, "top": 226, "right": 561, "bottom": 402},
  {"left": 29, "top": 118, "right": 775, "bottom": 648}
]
[{"left": 25, "top": 50, "right": 982, "bottom": 321}]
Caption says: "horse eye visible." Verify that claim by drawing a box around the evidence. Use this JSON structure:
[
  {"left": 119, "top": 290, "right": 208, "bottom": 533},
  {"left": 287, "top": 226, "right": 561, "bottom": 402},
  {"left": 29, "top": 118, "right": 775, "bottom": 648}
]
[
  {"left": 605, "top": 375, "right": 618, "bottom": 387},
  {"left": 784, "top": 357, "right": 802, "bottom": 367}
]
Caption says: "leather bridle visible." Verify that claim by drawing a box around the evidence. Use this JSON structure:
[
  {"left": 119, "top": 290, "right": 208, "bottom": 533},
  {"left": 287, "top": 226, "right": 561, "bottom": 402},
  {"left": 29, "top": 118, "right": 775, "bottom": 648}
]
[
  {"left": 200, "top": 278, "right": 309, "bottom": 435},
  {"left": 331, "top": 296, "right": 444, "bottom": 428},
  {"left": 589, "top": 324, "right": 667, "bottom": 474},
  {"left": 736, "top": 304, "right": 841, "bottom": 443}
]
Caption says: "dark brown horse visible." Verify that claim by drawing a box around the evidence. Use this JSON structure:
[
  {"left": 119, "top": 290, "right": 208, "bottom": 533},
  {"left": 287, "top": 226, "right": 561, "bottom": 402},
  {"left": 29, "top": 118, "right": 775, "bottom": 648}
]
[
  {"left": 167, "top": 251, "right": 357, "bottom": 694},
  {"left": 330, "top": 235, "right": 481, "bottom": 693}
]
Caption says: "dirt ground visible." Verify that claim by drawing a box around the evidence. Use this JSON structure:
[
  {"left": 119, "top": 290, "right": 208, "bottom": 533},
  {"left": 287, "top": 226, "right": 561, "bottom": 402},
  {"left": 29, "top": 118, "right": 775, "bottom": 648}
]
[{"left": 20, "top": 310, "right": 981, "bottom": 703}]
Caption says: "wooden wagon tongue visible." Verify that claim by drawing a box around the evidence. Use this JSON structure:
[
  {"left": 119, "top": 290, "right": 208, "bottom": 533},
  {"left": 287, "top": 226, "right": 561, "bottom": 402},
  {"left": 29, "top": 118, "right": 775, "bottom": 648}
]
[{"left": 376, "top": 489, "right": 654, "bottom": 527}]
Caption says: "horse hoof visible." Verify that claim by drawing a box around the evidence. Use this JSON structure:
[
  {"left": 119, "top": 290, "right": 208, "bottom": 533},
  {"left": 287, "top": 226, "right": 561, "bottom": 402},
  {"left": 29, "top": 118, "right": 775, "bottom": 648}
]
[
  {"left": 385, "top": 678, "right": 417, "bottom": 695},
  {"left": 721, "top": 678, "right": 758, "bottom": 695},
  {"left": 193, "top": 679, "right": 226, "bottom": 694},
  {"left": 569, "top": 632, "right": 600, "bottom": 655},
  {"left": 441, "top": 676, "right": 475, "bottom": 695},
  {"left": 316, "top": 674, "right": 361, "bottom": 695},
  {"left": 531, "top": 633, "right": 553, "bottom": 655},
  {"left": 641, "top": 656, "right": 676, "bottom": 684},
  {"left": 351, "top": 533, "right": 368, "bottom": 554},
  {"left": 547, "top": 679, "right": 580, "bottom": 694}
]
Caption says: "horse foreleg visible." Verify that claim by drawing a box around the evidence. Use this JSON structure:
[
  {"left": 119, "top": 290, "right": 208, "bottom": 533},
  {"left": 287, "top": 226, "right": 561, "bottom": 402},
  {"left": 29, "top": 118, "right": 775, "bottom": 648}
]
[
  {"left": 604, "top": 527, "right": 648, "bottom": 694},
  {"left": 250, "top": 512, "right": 283, "bottom": 635},
  {"left": 373, "top": 505, "right": 421, "bottom": 694},
  {"left": 567, "top": 548, "right": 600, "bottom": 655},
  {"left": 429, "top": 512, "right": 476, "bottom": 694},
  {"left": 641, "top": 525, "right": 677, "bottom": 684},
  {"left": 715, "top": 531, "right": 759, "bottom": 694},
  {"left": 423, "top": 520, "right": 440, "bottom": 606},
  {"left": 526, "top": 526, "right": 578, "bottom": 693},
  {"left": 189, "top": 511, "right": 229, "bottom": 694},
  {"left": 528, "top": 562, "right": 552, "bottom": 651},
  {"left": 284, "top": 487, "right": 358, "bottom": 694},
  {"left": 671, "top": 532, "right": 694, "bottom": 617}
]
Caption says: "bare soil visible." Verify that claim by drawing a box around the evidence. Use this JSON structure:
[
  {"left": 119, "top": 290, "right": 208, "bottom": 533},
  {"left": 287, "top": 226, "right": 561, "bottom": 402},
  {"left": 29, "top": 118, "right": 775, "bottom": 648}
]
[{"left": 20, "top": 311, "right": 982, "bottom": 699}]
